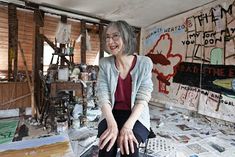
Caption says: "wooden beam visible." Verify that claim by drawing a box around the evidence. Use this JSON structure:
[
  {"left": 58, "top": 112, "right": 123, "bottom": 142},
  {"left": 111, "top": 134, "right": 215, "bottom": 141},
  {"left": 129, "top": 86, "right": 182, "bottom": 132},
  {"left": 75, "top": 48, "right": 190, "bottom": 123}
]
[
  {"left": 41, "top": 34, "right": 58, "bottom": 52},
  {"left": 41, "top": 34, "right": 74, "bottom": 67},
  {"left": 18, "top": 42, "right": 35, "bottom": 115},
  {"left": 34, "top": 9, "right": 44, "bottom": 118},
  {"left": 8, "top": 3, "right": 18, "bottom": 81},
  {"left": 61, "top": 15, "right": 67, "bottom": 23},
  {"left": 136, "top": 30, "right": 141, "bottom": 55},
  {"left": 18, "top": 42, "right": 32, "bottom": 93},
  {"left": 81, "top": 20, "right": 86, "bottom": 64},
  {"left": 99, "top": 23, "right": 104, "bottom": 59},
  {"left": 60, "top": 15, "right": 67, "bottom": 66}
]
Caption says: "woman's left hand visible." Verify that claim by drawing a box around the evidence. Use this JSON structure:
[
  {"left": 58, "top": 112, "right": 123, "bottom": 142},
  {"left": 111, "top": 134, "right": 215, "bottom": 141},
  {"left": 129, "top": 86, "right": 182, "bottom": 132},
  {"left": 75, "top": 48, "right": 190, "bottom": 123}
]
[{"left": 118, "top": 126, "right": 139, "bottom": 155}]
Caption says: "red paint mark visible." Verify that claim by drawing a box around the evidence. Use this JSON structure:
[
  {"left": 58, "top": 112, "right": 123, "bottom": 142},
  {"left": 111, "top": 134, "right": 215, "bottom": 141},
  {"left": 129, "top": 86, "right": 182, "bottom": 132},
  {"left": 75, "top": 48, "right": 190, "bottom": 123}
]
[
  {"left": 146, "top": 53, "right": 170, "bottom": 65},
  {"left": 146, "top": 33, "right": 182, "bottom": 94}
]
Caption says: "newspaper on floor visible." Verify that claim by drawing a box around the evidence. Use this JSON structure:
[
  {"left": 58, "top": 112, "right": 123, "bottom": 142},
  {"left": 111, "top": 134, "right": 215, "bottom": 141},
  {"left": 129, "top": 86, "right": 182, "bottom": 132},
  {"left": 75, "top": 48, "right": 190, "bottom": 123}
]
[
  {"left": 139, "top": 137, "right": 176, "bottom": 157},
  {"left": 175, "top": 136, "right": 235, "bottom": 157}
]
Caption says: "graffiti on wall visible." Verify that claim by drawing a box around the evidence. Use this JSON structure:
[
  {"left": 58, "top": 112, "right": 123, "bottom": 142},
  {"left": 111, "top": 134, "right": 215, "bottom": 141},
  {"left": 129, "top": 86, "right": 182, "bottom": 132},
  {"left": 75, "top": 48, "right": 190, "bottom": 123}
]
[
  {"left": 146, "top": 33, "right": 182, "bottom": 94},
  {"left": 142, "top": 0, "right": 235, "bottom": 122},
  {"left": 182, "top": 3, "right": 235, "bottom": 64},
  {"left": 174, "top": 62, "right": 235, "bottom": 95}
]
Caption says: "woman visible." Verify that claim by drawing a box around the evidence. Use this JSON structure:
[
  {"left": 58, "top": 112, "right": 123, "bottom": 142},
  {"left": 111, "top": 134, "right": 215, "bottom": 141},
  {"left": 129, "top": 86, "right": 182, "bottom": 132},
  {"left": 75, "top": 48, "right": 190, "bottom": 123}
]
[{"left": 97, "top": 20, "right": 153, "bottom": 157}]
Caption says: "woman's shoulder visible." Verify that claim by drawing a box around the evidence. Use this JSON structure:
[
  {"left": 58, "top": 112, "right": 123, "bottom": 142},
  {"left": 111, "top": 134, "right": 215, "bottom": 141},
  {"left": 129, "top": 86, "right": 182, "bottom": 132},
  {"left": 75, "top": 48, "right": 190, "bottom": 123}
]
[
  {"left": 136, "top": 55, "right": 153, "bottom": 65},
  {"left": 99, "top": 55, "right": 114, "bottom": 65}
]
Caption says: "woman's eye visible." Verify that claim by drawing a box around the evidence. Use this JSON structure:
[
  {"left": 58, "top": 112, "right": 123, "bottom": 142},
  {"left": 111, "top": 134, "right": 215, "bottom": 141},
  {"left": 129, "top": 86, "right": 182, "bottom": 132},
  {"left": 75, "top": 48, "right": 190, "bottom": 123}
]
[{"left": 113, "top": 34, "right": 119, "bottom": 39}]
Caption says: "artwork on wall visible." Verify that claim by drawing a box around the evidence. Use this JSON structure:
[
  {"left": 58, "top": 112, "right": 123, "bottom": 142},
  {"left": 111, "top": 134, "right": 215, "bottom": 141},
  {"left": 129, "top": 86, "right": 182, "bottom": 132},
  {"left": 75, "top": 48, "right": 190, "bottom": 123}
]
[
  {"left": 171, "top": 84, "right": 199, "bottom": 111},
  {"left": 142, "top": 0, "right": 235, "bottom": 122},
  {"left": 56, "top": 21, "right": 71, "bottom": 44}
]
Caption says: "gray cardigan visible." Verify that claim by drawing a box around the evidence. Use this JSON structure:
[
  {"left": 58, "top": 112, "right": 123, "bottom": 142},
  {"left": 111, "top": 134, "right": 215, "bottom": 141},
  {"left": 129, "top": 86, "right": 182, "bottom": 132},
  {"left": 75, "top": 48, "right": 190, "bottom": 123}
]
[{"left": 97, "top": 55, "right": 153, "bottom": 130}]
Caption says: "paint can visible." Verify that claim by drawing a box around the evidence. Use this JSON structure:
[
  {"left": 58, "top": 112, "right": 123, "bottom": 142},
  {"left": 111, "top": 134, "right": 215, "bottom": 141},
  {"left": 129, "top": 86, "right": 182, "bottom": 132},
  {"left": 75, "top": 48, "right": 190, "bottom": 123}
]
[
  {"left": 56, "top": 118, "right": 68, "bottom": 133},
  {"left": 232, "top": 79, "right": 235, "bottom": 91},
  {"left": 58, "top": 67, "right": 69, "bottom": 81},
  {"left": 73, "top": 118, "right": 80, "bottom": 130},
  {"left": 90, "top": 68, "right": 97, "bottom": 80},
  {"left": 79, "top": 115, "right": 87, "bottom": 127}
]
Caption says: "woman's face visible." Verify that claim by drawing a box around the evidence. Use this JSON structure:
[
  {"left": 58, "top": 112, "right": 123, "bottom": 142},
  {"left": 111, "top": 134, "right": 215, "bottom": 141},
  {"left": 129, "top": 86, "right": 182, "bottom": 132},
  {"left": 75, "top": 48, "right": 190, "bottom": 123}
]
[{"left": 105, "top": 26, "right": 124, "bottom": 56}]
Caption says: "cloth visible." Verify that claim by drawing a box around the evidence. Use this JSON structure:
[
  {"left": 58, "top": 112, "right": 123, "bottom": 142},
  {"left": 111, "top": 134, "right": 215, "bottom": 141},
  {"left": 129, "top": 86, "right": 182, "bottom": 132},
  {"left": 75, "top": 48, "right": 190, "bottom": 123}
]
[
  {"left": 114, "top": 55, "right": 137, "bottom": 110},
  {"left": 97, "top": 55, "right": 153, "bottom": 130},
  {"left": 55, "top": 22, "right": 71, "bottom": 44}
]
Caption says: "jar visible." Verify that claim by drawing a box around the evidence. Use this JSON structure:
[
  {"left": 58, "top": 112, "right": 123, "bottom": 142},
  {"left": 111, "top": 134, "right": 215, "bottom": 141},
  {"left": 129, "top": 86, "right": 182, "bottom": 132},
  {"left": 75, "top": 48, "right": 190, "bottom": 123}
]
[
  {"left": 80, "top": 72, "right": 89, "bottom": 81},
  {"left": 80, "top": 64, "right": 87, "bottom": 72},
  {"left": 90, "top": 68, "right": 97, "bottom": 80},
  {"left": 79, "top": 115, "right": 87, "bottom": 127}
]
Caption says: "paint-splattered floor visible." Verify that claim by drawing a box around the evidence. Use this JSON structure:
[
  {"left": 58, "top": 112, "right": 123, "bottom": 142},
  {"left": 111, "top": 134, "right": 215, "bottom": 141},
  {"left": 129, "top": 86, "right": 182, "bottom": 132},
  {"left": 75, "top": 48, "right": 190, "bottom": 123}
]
[{"left": 1, "top": 104, "right": 235, "bottom": 157}]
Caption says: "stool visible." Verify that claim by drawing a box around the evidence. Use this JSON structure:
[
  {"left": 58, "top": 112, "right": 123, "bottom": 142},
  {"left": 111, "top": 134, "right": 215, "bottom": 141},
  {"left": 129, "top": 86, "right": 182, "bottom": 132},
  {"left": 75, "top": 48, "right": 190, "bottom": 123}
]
[{"left": 144, "top": 127, "right": 156, "bottom": 154}]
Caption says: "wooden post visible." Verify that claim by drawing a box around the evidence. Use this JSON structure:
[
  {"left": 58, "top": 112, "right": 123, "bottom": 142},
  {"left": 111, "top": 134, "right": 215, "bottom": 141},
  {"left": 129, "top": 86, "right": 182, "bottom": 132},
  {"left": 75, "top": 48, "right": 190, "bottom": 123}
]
[
  {"left": 8, "top": 4, "right": 18, "bottom": 81},
  {"left": 135, "top": 28, "right": 141, "bottom": 54},
  {"left": 60, "top": 15, "right": 67, "bottom": 66},
  {"left": 99, "top": 23, "right": 104, "bottom": 59},
  {"left": 34, "top": 8, "right": 44, "bottom": 118},
  {"left": 18, "top": 42, "right": 34, "bottom": 116},
  {"left": 81, "top": 20, "right": 86, "bottom": 64}
]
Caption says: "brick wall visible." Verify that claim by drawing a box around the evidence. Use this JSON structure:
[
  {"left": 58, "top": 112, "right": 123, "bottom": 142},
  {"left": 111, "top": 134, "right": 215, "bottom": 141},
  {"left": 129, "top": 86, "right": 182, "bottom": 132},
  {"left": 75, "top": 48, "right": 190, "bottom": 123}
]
[{"left": 0, "top": 5, "right": 100, "bottom": 79}]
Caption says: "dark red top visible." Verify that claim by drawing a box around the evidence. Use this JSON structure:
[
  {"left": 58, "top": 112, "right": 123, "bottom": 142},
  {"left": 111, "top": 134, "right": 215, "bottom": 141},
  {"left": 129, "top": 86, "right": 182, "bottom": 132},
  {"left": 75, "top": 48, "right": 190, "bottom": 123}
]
[{"left": 114, "top": 55, "right": 137, "bottom": 110}]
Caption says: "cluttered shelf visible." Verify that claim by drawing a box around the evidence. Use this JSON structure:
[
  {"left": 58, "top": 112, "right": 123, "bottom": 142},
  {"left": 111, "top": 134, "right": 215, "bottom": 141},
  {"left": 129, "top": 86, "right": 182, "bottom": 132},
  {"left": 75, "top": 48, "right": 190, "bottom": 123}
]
[{"left": 38, "top": 50, "right": 99, "bottom": 131}]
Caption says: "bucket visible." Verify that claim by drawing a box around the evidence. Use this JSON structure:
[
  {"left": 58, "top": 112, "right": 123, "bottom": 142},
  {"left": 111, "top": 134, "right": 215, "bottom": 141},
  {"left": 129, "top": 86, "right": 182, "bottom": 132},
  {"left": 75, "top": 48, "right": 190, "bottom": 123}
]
[
  {"left": 58, "top": 67, "right": 69, "bottom": 81},
  {"left": 73, "top": 119, "right": 80, "bottom": 130},
  {"left": 56, "top": 118, "right": 68, "bottom": 133}
]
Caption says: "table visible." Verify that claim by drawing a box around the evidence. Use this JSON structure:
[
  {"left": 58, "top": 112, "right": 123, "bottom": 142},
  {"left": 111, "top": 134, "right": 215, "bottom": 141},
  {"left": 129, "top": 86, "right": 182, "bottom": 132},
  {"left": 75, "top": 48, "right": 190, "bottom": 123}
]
[
  {"left": 49, "top": 81, "right": 96, "bottom": 127},
  {"left": 50, "top": 81, "right": 82, "bottom": 97}
]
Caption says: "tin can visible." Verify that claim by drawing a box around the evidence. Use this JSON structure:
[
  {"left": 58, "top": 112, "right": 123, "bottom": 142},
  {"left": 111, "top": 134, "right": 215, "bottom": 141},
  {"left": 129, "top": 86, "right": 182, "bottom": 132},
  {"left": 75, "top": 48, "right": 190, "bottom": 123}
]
[
  {"left": 79, "top": 115, "right": 87, "bottom": 127},
  {"left": 73, "top": 119, "right": 80, "bottom": 130},
  {"left": 80, "top": 72, "right": 89, "bottom": 81}
]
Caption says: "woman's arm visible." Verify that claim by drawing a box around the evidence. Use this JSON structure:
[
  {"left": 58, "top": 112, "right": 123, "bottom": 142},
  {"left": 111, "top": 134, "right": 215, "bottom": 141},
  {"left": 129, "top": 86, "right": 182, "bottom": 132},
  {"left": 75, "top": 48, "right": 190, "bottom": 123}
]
[
  {"left": 97, "top": 58, "right": 119, "bottom": 152},
  {"left": 119, "top": 103, "right": 143, "bottom": 155},
  {"left": 99, "top": 103, "right": 118, "bottom": 152}
]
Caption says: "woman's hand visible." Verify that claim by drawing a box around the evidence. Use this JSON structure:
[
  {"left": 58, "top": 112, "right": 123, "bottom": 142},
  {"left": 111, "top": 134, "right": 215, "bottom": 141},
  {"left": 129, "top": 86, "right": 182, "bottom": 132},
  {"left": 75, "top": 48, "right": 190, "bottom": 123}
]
[
  {"left": 99, "top": 123, "right": 119, "bottom": 152},
  {"left": 118, "top": 126, "right": 138, "bottom": 155}
]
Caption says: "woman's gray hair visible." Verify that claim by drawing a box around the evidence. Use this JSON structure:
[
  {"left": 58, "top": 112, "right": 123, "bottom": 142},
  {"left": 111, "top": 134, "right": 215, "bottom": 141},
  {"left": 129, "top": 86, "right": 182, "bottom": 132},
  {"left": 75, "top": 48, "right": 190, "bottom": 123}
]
[{"left": 104, "top": 20, "right": 137, "bottom": 55}]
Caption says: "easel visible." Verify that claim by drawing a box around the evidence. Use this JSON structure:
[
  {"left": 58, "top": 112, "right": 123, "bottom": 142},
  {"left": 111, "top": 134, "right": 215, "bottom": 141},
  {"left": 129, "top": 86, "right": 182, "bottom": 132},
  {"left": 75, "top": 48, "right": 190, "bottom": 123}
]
[{"left": 41, "top": 34, "right": 75, "bottom": 67}]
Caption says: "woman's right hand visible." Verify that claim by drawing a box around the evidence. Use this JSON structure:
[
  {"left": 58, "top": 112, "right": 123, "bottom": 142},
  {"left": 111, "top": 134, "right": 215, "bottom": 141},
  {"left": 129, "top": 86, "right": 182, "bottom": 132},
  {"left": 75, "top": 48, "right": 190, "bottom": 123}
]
[{"left": 99, "top": 121, "right": 119, "bottom": 152}]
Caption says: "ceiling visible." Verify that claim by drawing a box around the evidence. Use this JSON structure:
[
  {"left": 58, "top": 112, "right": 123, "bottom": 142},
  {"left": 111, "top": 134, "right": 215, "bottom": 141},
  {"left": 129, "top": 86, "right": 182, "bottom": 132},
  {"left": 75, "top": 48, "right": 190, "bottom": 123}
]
[{"left": 9, "top": 0, "right": 216, "bottom": 27}]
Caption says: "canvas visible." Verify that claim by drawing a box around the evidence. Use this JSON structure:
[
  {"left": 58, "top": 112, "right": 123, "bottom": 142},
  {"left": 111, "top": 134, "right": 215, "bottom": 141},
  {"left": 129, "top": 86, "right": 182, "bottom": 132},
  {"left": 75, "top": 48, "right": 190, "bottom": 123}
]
[
  {"left": 0, "top": 119, "right": 18, "bottom": 144},
  {"left": 0, "top": 134, "right": 75, "bottom": 157}
]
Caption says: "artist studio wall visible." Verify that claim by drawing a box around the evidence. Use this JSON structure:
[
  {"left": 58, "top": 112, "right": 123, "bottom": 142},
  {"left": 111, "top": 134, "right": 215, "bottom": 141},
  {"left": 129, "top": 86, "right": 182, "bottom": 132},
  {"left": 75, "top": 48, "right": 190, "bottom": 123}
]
[
  {"left": 0, "top": 4, "right": 100, "bottom": 79},
  {"left": 142, "top": 0, "right": 235, "bottom": 122}
]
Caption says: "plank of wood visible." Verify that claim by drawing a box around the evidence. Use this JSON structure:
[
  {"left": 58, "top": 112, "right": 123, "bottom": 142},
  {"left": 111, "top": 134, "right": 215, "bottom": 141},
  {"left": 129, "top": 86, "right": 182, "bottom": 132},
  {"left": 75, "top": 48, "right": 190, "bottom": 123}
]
[{"left": 18, "top": 42, "right": 35, "bottom": 116}]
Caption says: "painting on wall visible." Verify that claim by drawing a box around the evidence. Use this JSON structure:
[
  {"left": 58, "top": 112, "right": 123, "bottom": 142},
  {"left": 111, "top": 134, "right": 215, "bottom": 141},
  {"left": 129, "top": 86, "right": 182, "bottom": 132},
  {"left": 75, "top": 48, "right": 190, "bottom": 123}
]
[
  {"left": 0, "top": 134, "right": 75, "bottom": 157},
  {"left": 142, "top": 0, "right": 235, "bottom": 122}
]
